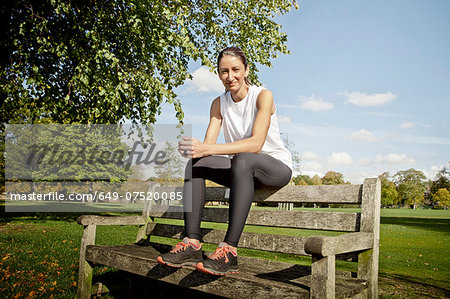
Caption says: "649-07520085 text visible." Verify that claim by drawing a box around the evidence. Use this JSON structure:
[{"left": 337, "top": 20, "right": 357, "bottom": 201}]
[{"left": 9, "top": 191, "right": 183, "bottom": 202}]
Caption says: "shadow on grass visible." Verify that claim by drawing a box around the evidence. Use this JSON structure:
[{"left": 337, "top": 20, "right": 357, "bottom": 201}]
[
  {"left": 380, "top": 216, "right": 450, "bottom": 233},
  {"left": 380, "top": 273, "right": 450, "bottom": 297},
  {"left": 93, "top": 270, "right": 225, "bottom": 299}
]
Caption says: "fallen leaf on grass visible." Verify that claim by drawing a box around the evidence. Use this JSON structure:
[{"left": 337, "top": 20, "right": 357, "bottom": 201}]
[{"left": 2, "top": 254, "right": 11, "bottom": 261}]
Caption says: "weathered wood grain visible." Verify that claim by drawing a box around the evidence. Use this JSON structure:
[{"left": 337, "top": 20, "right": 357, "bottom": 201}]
[
  {"left": 85, "top": 243, "right": 368, "bottom": 298},
  {"left": 304, "top": 232, "right": 373, "bottom": 256},
  {"left": 147, "top": 223, "right": 309, "bottom": 255},
  {"left": 77, "top": 225, "right": 96, "bottom": 299},
  {"left": 77, "top": 215, "right": 146, "bottom": 226},
  {"left": 147, "top": 206, "right": 361, "bottom": 232},
  {"left": 358, "top": 178, "right": 381, "bottom": 299},
  {"left": 251, "top": 184, "right": 363, "bottom": 204},
  {"left": 311, "top": 255, "right": 335, "bottom": 299},
  {"left": 150, "top": 184, "right": 363, "bottom": 203},
  {"left": 76, "top": 178, "right": 380, "bottom": 299}
]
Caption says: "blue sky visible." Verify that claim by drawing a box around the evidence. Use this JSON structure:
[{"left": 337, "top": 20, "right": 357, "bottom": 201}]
[{"left": 157, "top": 0, "right": 450, "bottom": 183}]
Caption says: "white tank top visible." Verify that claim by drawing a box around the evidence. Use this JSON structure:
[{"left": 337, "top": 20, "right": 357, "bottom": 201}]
[{"left": 219, "top": 85, "right": 293, "bottom": 170}]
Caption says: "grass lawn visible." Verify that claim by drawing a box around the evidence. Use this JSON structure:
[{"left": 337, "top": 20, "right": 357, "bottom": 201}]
[{"left": 0, "top": 205, "right": 449, "bottom": 298}]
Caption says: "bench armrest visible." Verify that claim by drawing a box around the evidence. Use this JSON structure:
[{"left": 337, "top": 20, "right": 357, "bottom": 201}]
[
  {"left": 77, "top": 215, "right": 146, "bottom": 226},
  {"left": 305, "top": 232, "right": 373, "bottom": 256}
]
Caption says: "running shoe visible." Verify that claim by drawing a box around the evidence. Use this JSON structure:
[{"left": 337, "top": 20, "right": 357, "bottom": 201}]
[
  {"left": 157, "top": 237, "right": 202, "bottom": 268},
  {"left": 196, "top": 243, "right": 239, "bottom": 275}
]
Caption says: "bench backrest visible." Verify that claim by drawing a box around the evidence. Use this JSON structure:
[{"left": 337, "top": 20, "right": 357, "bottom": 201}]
[{"left": 142, "top": 178, "right": 380, "bottom": 256}]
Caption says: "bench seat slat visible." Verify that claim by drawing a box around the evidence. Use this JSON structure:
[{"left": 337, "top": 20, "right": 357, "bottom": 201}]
[
  {"left": 147, "top": 206, "right": 360, "bottom": 232},
  {"left": 85, "top": 243, "right": 368, "bottom": 298}
]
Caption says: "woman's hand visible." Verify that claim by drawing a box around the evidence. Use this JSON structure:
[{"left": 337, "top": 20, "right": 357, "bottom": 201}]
[{"left": 178, "top": 136, "right": 211, "bottom": 159}]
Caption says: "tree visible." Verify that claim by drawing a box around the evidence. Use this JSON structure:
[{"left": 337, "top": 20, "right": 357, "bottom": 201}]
[
  {"left": 432, "top": 188, "right": 450, "bottom": 209},
  {"left": 311, "top": 175, "right": 322, "bottom": 185},
  {"left": 281, "top": 133, "right": 301, "bottom": 174},
  {"left": 7, "top": 124, "right": 130, "bottom": 182},
  {"left": 1, "top": 0, "right": 298, "bottom": 125},
  {"left": 393, "top": 168, "right": 427, "bottom": 209},
  {"left": 129, "top": 164, "right": 147, "bottom": 181},
  {"left": 154, "top": 141, "right": 185, "bottom": 186},
  {"left": 321, "top": 171, "right": 345, "bottom": 185},
  {"left": 378, "top": 172, "right": 399, "bottom": 207},
  {"left": 293, "top": 174, "right": 312, "bottom": 186},
  {"left": 430, "top": 168, "right": 450, "bottom": 195},
  {"left": 6, "top": 124, "right": 131, "bottom": 203}
]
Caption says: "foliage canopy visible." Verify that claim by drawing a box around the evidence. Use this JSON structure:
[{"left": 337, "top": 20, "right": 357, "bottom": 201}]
[{"left": 1, "top": 0, "right": 298, "bottom": 124}]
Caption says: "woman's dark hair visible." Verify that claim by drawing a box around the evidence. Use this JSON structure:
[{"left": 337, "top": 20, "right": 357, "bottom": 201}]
[{"left": 217, "top": 47, "right": 251, "bottom": 85}]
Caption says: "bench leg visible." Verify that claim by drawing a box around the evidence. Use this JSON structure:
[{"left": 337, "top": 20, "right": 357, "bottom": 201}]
[
  {"left": 77, "top": 225, "right": 96, "bottom": 299},
  {"left": 358, "top": 249, "right": 378, "bottom": 299},
  {"left": 310, "top": 255, "right": 335, "bottom": 299}
]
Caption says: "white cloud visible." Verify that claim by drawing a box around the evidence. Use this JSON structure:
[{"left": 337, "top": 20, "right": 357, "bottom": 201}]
[
  {"left": 185, "top": 66, "right": 224, "bottom": 93},
  {"left": 341, "top": 91, "right": 396, "bottom": 107},
  {"left": 301, "top": 151, "right": 321, "bottom": 161},
  {"left": 277, "top": 115, "right": 291, "bottom": 123},
  {"left": 358, "top": 158, "right": 373, "bottom": 167},
  {"left": 422, "top": 165, "right": 445, "bottom": 180},
  {"left": 348, "top": 129, "right": 379, "bottom": 142},
  {"left": 325, "top": 152, "right": 353, "bottom": 167},
  {"left": 345, "top": 171, "right": 374, "bottom": 184},
  {"left": 300, "top": 161, "right": 324, "bottom": 177},
  {"left": 299, "top": 95, "right": 334, "bottom": 112},
  {"left": 375, "top": 153, "right": 416, "bottom": 165},
  {"left": 400, "top": 122, "right": 415, "bottom": 129}
]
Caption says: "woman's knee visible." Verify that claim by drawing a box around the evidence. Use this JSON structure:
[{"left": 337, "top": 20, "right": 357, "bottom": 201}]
[
  {"left": 231, "top": 153, "right": 255, "bottom": 173},
  {"left": 184, "top": 158, "right": 194, "bottom": 179}
]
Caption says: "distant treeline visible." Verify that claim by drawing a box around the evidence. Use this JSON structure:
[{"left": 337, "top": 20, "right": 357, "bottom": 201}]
[{"left": 292, "top": 168, "right": 450, "bottom": 209}]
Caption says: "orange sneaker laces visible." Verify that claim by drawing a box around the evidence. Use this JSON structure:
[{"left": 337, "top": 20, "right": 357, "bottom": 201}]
[
  {"left": 209, "top": 246, "right": 230, "bottom": 263},
  {"left": 170, "top": 241, "right": 188, "bottom": 253}
]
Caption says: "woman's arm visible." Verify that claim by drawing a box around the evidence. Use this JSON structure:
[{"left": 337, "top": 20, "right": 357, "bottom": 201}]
[
  {"left": 181, "top": 89, "right": 274, "bottom": 158},
  {"left": 178, "top": 97, "right": 222, "bottom": 157},
  {"left": 203, "top": 97, "right": 222, "bottom": 144}
]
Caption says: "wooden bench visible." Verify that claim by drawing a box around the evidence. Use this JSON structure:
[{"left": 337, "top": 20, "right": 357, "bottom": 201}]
[{"left": 77, "top": 178, "right": 381, "bottom": 298}]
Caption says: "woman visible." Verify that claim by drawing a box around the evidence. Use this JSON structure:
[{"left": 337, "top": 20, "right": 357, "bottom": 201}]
[{"left": 157, "top": 47, "right": 292, "bottom": 275}]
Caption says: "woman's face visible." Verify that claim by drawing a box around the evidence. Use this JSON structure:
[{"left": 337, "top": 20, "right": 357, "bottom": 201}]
[{"left": 218, "top": 55, "right": 249, "bottom": 92}]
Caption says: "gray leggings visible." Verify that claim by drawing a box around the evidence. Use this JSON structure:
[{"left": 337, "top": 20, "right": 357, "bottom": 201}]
[{"left": 183, "top": 153, "right": 292, "bottom": 247}]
